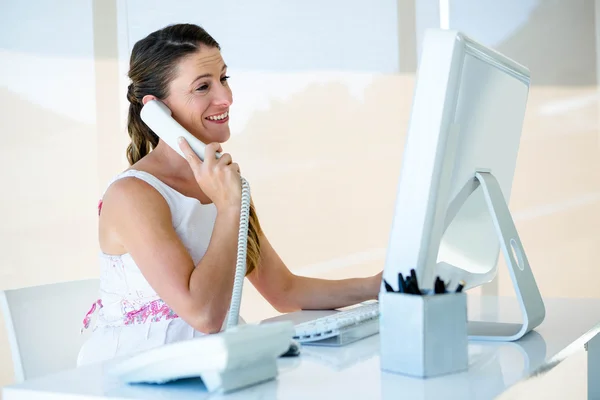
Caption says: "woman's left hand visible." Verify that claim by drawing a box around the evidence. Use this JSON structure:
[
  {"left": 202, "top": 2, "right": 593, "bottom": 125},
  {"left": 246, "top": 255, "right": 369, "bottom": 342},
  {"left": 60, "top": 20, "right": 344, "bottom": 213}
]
[{"left": 370, "top": 271, "right": 383, "bottom": 299}]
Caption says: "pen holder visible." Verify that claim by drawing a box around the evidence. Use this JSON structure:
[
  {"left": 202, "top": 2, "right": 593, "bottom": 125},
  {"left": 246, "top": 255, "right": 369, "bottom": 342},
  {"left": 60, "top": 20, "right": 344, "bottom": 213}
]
[{"left": 379, "top": 290, "right": 468, "bottom": 378}]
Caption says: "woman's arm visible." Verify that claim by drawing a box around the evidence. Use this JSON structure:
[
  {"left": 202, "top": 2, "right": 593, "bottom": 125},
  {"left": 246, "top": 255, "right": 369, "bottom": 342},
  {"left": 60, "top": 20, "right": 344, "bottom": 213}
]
[
  {"left": 104, "top": 177, "right": 241, "bottom": 334},
  {"left": 247, "top": 234, "right": 381, "bottom": 313}
]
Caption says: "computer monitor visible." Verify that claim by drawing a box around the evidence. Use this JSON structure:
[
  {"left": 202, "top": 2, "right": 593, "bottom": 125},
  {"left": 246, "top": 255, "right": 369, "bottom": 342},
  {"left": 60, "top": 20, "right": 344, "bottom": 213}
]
[{"left": 383, "top": 29, "right": 545, "bottom": 341}]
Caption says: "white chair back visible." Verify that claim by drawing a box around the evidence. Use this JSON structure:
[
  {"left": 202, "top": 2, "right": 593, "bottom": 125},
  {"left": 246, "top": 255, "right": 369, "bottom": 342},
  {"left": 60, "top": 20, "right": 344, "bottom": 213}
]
[{"left": 0, "top": 278, "right": 99, "bottom": 382}]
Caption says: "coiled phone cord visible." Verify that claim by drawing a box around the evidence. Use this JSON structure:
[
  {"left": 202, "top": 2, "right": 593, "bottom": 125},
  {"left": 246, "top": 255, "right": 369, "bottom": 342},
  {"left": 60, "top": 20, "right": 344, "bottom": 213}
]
[{"left": 225, "top": 176, "right": 251, "bottom": 329}]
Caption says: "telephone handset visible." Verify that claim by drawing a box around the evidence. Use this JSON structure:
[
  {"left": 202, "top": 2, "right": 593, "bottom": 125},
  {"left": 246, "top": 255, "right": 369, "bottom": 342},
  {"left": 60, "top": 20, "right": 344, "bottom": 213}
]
[
  {"left": 140, "top": 99, "right": 248, "bottom": 329},
  {"left": 140, "top": 99, "right": 222, "bottom": 161}
]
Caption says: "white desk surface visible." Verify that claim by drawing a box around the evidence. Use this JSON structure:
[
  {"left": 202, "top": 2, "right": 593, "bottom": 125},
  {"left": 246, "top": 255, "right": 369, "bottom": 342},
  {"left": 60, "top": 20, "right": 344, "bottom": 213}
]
[{"left": 3, "top": 296, "right": 600, "bottom": 400}]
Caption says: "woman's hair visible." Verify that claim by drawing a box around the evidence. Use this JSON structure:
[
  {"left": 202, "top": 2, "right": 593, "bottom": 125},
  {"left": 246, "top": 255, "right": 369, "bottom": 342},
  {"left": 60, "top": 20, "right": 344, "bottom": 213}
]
[{"left": 126, "top": 23, "right": 263, "bottom": 276}]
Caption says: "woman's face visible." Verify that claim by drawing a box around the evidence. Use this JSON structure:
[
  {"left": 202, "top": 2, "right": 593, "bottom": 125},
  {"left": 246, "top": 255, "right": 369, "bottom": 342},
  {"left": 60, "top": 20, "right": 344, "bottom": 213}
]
[{"left": 162, "top": 45, "right": 233, "bottom": 144}]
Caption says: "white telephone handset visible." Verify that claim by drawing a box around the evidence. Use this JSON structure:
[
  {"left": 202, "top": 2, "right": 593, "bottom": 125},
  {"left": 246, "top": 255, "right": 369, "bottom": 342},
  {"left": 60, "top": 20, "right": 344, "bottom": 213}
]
[
  {"left": 106, "top": 99, "right": 295, "bottom": 394},
  {"left": 140, "top": 99, "right": 246, "bottom": 329},
  {"left": 140, "top": 99, "right": 221, "bottom": 162}
]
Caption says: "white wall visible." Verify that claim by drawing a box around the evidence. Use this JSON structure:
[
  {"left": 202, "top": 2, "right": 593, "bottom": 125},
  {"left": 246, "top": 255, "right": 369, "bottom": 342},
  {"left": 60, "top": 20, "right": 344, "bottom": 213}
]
[
  {"left": 0, "top": 0, "right": 99, "bottom": 286},
  {"left": 448, "top": 0, "right": 597, "bottom": 85},
  {"left": 448, "top": 0, "right": 539, "bottom": 46},
  {"left": 123, "top": 0, "right": 400, "bottom": 72},
  {"left": 0, "top": 0, "right": 99, "bottom": 387},
  {"left": 0, "top": 0, "right": 96, "bottom": 123}
]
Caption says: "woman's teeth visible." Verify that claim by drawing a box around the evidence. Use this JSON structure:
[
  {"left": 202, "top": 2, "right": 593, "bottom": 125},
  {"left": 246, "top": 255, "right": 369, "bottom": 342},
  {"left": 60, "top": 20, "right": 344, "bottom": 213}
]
[{"left": 207, "top": 111, "right": 228, "bottom": 121}]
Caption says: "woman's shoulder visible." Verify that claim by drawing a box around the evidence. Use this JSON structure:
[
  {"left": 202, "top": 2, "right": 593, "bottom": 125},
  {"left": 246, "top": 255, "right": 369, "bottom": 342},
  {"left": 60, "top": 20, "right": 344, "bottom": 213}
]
[
  {"left": 106, "top": 169, "right": 159, "bottom": 193},
  {"left": 100, "top": 167, "right": 176, "bottom": 214},
  {"left": 104, "top": 171, "right": 170, "bottom": 210}
]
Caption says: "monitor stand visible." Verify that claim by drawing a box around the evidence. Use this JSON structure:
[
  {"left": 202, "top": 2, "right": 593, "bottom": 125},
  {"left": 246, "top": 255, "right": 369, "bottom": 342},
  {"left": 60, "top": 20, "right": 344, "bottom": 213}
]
[{"left": 442, "top": 171, "right": 546, "bottom": 342}]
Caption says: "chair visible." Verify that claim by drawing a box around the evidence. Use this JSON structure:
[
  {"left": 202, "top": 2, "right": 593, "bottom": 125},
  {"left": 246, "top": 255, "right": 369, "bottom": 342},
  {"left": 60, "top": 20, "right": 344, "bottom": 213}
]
[{"left": 0, "top": 278, "right": 99, "bottom": 382}]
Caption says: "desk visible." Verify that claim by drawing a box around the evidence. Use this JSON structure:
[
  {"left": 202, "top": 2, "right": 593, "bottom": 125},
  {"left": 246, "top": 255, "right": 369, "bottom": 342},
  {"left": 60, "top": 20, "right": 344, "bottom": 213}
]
[{"left": 3, "top": 296, "right": 600, "bottom": 400}]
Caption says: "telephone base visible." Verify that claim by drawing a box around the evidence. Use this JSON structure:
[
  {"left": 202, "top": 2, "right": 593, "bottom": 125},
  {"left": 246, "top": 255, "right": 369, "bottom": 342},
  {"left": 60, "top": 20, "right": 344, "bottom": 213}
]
[
  {"left": 107, "top": 321, "right": 294, "bottom": 394},
  {"left": 201, "top": 358, "right": 278, "bottom": 393}
]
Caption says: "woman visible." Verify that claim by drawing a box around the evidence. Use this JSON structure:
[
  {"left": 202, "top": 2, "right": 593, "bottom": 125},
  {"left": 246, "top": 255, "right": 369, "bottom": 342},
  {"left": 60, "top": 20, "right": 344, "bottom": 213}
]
[{"left": 77, "top": 23, "right": 382, "bottom": 366}]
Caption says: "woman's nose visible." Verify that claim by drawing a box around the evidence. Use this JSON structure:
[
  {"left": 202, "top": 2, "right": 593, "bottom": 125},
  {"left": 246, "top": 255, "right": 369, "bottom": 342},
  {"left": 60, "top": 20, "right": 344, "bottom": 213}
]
[{"left": 213, "top": 84, "right": 232, "bottom": 107}]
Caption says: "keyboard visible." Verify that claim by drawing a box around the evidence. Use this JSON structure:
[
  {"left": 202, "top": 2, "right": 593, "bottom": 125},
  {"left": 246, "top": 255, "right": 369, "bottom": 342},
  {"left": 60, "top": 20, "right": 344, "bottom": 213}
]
[{"left": 293, "top": 302, "right": 380, "bottom": 346}]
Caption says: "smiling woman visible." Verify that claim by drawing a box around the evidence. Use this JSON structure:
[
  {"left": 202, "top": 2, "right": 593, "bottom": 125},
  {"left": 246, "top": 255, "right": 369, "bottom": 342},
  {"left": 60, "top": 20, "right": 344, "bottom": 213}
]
[{"left": 76, "top": 23, "right": 382, "bottom": 367}]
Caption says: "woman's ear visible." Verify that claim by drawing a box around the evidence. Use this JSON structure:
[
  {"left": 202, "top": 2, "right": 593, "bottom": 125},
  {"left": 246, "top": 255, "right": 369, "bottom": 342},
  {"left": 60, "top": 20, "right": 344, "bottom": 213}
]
[{"left": 142, "top": 94, "right": 158, "bottom": 105}]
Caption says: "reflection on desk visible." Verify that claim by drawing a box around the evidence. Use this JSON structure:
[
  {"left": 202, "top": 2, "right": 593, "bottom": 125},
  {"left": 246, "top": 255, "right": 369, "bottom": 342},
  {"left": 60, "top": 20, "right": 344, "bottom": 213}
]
[
  {"left": 379, "top": 331, "right": 548, "bottom": 400},
  {"left": 496, "top": 340, "right": 594, "bottom": 399}
]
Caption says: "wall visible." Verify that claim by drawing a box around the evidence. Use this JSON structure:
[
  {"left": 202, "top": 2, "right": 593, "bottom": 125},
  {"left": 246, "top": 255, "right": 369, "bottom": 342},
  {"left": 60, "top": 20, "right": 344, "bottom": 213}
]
[
  {"left": 1, "top": 0, "right": 600, "bottom": 390},
  {"left": 0, "top": 0, "right": 99, "bottom": 387},
  {"left": 450, "top": 0, "right": 597, "bottom": 86}
]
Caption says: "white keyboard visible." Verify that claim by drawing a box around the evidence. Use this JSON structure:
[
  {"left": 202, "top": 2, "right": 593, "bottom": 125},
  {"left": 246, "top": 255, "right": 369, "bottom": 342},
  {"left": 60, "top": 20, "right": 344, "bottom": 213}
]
[{"left": 293, "top": 302, "right": 380, "bottom": 345}]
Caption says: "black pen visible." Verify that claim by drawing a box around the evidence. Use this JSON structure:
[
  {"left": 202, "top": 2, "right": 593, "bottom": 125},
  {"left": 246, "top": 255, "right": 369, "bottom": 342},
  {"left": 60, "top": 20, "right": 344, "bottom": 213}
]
[
  {"left": 404, "top": 276, "right": 414, "bottom": 295},
  {"left": 409, "top": 269, "right": 422, "bottom": 295},
  {"left": 434, "top": 277, "right": 445, "bottom": 294},
  {"left": 410, "top": 269, "right": 418, "bottom": 285},
  {"left": 398, "top": 273, "right": 406, "bottom": 293},
  {"left": 406, "top": 278, "right": 418, "bottom": 295},
  {"left": 383, "top": 279, "right": 395, "bottom": 293}
]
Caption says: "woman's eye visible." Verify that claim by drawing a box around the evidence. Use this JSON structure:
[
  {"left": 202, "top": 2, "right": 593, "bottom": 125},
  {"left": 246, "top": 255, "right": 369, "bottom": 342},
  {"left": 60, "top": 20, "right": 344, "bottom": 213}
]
[{"left": 196, "top": 76, "right": 229, "bottom": 91}]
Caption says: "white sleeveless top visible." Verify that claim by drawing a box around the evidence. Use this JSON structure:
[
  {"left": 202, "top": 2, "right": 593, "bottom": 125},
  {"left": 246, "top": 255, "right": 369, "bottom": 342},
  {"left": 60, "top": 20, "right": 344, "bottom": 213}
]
[{"left": 77, "top": 169, "right": 238, "bottom": 366}]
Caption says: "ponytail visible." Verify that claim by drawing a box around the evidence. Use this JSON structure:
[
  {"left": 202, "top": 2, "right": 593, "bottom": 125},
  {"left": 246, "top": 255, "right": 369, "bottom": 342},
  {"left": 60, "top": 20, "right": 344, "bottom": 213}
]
[
  {"left": 245, "top": 200, "right": 263, "bottom": 276},
  {"left": 126, "top": 83, "right": 158, "bottom": 165}
]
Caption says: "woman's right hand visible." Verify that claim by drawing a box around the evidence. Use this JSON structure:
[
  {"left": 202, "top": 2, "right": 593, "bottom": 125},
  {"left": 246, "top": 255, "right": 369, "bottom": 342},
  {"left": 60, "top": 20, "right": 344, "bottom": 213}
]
[{"left": 178, "top": 137, "right": 242, "bottom": 211}]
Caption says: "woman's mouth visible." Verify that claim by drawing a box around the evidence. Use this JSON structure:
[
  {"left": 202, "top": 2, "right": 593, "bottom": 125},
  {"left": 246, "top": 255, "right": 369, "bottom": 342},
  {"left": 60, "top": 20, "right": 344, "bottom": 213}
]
[{"left": 206, "top": 111, "right": 229, "bottom": 124}]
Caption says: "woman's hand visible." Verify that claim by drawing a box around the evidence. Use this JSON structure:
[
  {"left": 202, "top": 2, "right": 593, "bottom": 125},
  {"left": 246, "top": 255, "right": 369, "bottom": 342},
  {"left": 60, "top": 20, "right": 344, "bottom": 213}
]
[
  {"left": 370, "top": 271, "right": 383, "bottom": 299},
  {"left": 178, "top": 137, "right": 241, "bottom": 211}
]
